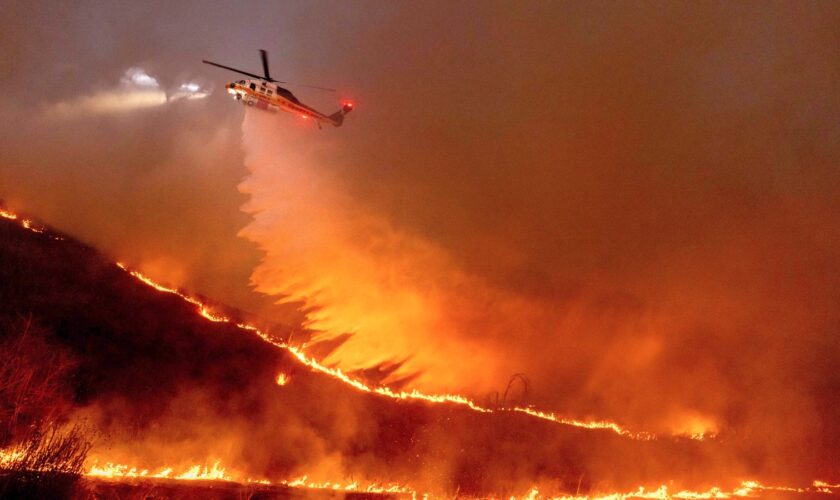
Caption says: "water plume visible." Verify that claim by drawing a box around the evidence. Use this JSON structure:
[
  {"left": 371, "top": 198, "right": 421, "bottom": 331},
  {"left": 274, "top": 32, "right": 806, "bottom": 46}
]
[{"left": 239, "top": 110, "right": 509, "bottom": 394}]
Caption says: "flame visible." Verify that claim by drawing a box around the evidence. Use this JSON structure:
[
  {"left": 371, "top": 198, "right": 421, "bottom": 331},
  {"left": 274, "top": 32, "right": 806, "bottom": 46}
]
[
  {"left": 5, "top": 208, "right": 838, "bottom": 497},
  {"left": 0, "top": 447, "right": 25, "bottom": 468},
  {"left": 513, "top": 407, "right": 655, "bottom": 440},
  {"left": 88, "top": 463, "right": 158, "bottom": 478},
  {"left": 114, "top": 262, "right": 688, "bottom": 441},
  {"left": 87, "top": 461, "right": 227, "bottom": 481},
  {"left": 79, "top": 459, "right": 840, "bottom": 499},
  {"left": 174, "top": 462, "right": 229, "bottom": 480},
  {"left": 1, "top": 209, "right": 42, "bottom": 233},
  {"left": 0, "top": 206, "right": 701, "bottom": 441},
  {"left": 813, "top": 480, "right": 840, "bottom": 493},
  {"left": 281, "top": 475, "right": 419, "bottom": 495},
  {"left": 1, "top": 207, "right": 61, "bottom": 239},
  {"left": 84, "top": 460, "right": 421, "bottom": 496},
  {"left": 510, "top": 480, "right": 834, "bottom": 500}
]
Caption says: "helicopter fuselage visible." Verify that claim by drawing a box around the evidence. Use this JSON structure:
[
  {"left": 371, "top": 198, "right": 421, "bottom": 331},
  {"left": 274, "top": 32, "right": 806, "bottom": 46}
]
[
  {"left": 204, "top": 50, "right": 353, "bottom": 128},
  {"left": 226, "top": 79, "right": 348, "bottom": 127}
]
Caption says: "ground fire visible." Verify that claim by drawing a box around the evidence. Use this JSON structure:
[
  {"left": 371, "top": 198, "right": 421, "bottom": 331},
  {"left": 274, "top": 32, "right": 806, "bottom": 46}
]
[{"left": 2, "top": 207, "right": 839, "bottom": 498}]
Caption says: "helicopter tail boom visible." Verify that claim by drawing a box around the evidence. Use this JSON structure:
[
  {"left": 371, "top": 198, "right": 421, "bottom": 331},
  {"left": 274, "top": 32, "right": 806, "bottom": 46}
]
[{"left": 327, "top": 102, "right": 354, "bottom": 127}]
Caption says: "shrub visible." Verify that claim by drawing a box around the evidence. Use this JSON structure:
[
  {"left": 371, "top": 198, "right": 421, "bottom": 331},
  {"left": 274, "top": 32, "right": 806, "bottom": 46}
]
[{"left": 0, "top": 318, "right": 90, "bottom": 498}]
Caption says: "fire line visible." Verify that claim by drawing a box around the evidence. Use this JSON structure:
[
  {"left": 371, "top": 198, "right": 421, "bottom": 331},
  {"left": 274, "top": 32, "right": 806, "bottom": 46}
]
[
  {"left": 3, "top": 208, "right": 840, "bottom": 498},
  {"left": 114, "top": 261, "right": 673, "bottom": 441},
  {"left": 2, "top": 204, "right": 703, "bottom": 441}
]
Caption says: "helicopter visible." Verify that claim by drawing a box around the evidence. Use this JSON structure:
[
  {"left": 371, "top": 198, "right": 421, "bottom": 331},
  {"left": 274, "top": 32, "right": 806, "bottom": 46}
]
[{"left": 203, "top": 50, "right": 353, "bottom": 128}]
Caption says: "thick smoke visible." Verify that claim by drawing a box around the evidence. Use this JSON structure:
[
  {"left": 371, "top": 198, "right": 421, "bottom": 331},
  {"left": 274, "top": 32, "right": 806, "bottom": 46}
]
[
  {"left": 237, "top": 2, "right": 840, "bottom": 479},
  {"left": 3, "top": 0, "right": 840, "bottom": 482}
]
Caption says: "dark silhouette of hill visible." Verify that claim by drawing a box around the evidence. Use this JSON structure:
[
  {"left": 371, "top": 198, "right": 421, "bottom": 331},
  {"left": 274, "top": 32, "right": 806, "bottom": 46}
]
[{"left": 0, "top": 211, "right": 812, "bottom": 498}]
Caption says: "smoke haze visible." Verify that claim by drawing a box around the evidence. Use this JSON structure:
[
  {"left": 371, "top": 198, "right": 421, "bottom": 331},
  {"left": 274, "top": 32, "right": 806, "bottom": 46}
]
[{"left": 3, "top": 0, "right": 840, "bottom": 480}]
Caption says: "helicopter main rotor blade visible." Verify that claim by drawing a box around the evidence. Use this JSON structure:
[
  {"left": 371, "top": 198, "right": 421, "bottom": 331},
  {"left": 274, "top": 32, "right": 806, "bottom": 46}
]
[
  {"left": 259, "top": 49, "right": 271, "bottom": 81},
  {"left": 285, "top": 83, "right": 337, "bottom": 92},
  {"left": 202, "top": 60, "right": 277, "bottom": 82}
]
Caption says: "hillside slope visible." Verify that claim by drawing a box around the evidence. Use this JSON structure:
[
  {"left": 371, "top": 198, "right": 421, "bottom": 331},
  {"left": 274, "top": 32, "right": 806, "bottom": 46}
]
[{"left": 0, "top": 211, "right": 829, "bottom": 498}]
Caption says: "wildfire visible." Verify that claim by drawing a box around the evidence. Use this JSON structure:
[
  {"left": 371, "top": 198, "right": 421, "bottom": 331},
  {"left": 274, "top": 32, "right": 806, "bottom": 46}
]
[
  {"left": 113, "top": 261, "right": 698, "bottom": 441},
  {"left": 281, "top": 475, "right": 420, "bottom": 496},
  {"left": 0, "top": 447, "right": 25, "bottom": 468},
  {"left": 513, "top": 407, "right": 656, "bottom": 440},
  {"left": 87, "top": 462, "right": 174, "bottom": 479},
  {"left": 511, "top": 480, "right": 839, "bottom": 500},
  {"left": 814, "top": 481, "right": 840, "bottom": 493},
  {"left": 1, "top": 208, "right": 41, "bottom": 233},
  {"left": 79, "top": 459, "right": 840, "bottom": 499},
  {"left": 87, "top": 461, "right": 228, "bottom": 481},
  {"left": 1, "top": 206, "right": 60, "bottom": 239},
  {"left": 175, "top": 462, "right": 229, "bottom": 480},
  {"left": 6, "top": 207, "right": 838, "bottom": 498},
  {"left": 84, "top": 460, "right": 422, "bottom": 496}
]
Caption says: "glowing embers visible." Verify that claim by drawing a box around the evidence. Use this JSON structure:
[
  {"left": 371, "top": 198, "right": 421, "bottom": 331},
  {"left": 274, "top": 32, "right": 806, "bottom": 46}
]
[{"left": 275, "top": 372, "right": 289, "bottom": 386}]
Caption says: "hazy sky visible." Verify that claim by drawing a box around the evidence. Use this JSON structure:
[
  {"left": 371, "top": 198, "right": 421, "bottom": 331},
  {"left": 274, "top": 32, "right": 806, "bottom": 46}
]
[{"left": 2, "top": 0, "right": 840, "bottom": 477}]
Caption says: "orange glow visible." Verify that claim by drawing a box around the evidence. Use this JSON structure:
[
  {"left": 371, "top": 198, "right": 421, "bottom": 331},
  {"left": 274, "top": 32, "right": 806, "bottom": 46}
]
[
  {"left": 4, "top": 207, "right": 838, "bottom": 498},
  {"left": 1, "top": 207, "right": 60, "bottom": 239},
  {"left": 112, "top": 260, "right": 704, "bottom": 441},
  {"left": 508, "top": 481, "right": 810, "bottom": 499},
  {"left": 512, "top": 407, "right": 655, "bottom": 440},
  {"left": 282, "top": 475, "right": 418, "bottom": 495},
  {"left": 84, "top": 459, "right": 421, "bottom": 496},
  {"left": 174, "top": 462, "right": 229, "bottom": 481},
  {"left": 79, "top": 458, "right": 840, "bottom": 499},
  {"left": 0, "top": 447, "right": 25, "bottom": 468},
  {"left": 87, "top": 461, "right": 228, "bottom": 481}
]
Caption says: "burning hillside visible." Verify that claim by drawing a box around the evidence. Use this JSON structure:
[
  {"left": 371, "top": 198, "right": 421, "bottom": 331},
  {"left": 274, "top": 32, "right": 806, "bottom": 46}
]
[{"left": 1, "top": 208, "right": 839, "bottom": 498}]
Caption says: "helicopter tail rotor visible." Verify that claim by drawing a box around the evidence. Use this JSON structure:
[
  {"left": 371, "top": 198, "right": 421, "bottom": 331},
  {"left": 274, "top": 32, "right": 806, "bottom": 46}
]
[{"left": 327, "top": 102, "right": 355, "bottom": 127}]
